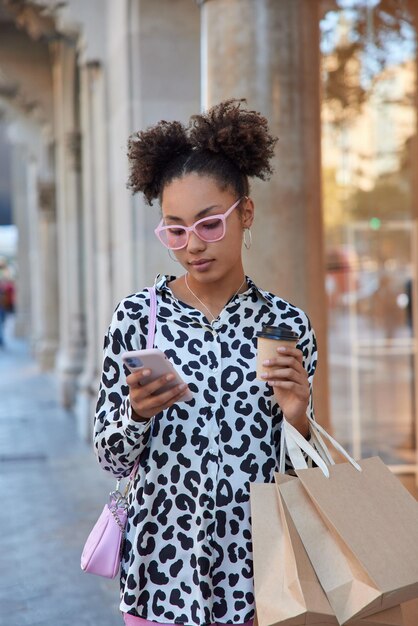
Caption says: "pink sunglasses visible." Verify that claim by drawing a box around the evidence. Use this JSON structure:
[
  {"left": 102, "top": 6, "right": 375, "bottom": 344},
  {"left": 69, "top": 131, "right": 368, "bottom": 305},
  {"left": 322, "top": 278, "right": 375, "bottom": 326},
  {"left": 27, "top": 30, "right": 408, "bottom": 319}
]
[{"left": 155, "top": 197, "right": 244, "bottom": 250}]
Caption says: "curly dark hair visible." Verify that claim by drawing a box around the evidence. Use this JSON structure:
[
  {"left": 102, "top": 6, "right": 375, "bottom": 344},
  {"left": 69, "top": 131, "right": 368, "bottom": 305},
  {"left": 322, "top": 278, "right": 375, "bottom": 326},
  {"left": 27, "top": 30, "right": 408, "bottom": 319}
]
[{"left": 127, "top": 99, "right": 278, "bottom": 205}]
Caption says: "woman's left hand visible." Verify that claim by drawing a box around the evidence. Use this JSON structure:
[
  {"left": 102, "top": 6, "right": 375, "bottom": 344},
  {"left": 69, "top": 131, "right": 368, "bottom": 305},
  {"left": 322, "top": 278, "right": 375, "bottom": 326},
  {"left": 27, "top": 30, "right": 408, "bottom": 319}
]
[{"left": 260, "top": 346, "right": 310, "bottom": 433}]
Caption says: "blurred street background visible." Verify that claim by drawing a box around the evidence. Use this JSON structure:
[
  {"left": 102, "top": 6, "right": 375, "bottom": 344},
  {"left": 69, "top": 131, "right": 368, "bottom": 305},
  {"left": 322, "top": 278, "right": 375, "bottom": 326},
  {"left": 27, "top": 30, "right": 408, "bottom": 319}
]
[{"left": 2, "top": 0, "right": 418, "bottom": 622}]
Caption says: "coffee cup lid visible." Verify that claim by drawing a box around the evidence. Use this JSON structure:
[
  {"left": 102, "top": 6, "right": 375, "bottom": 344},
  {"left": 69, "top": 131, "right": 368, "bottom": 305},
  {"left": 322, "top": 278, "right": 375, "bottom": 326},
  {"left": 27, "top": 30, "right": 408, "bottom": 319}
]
[{"left": 256, "top": 325, "right": 299, "bottom": 341}]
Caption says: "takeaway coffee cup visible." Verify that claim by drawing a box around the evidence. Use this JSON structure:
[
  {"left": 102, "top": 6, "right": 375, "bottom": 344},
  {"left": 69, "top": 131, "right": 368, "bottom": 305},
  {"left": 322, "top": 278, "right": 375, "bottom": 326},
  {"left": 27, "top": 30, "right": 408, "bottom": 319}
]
[{"left": 256, "top": 325, "right": 299, "bottom": 381}]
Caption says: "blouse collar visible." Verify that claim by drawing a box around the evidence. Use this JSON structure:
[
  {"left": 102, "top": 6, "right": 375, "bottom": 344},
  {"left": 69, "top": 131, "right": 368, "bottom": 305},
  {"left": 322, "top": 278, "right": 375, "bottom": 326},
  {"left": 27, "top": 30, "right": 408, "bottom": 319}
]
[{"left": 153, "top": 274, "right": 273, "bottom": 305}]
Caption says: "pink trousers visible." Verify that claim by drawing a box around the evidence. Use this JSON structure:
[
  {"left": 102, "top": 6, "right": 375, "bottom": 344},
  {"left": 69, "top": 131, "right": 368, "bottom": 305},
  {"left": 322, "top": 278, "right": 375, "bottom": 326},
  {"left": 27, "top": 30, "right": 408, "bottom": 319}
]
[{"left": 123, "top": 615, "right": 253, "bottom": 626}]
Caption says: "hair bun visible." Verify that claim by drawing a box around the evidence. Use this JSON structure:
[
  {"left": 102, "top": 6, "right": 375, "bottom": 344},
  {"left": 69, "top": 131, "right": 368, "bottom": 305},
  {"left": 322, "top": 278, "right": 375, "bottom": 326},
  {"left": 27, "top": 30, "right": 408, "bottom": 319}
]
[
  {"left": 127, "top": 120, "right": 191, "bottom": 204},
  {"left": 189, "top": 99, "right": 277, "bottom": 180}
]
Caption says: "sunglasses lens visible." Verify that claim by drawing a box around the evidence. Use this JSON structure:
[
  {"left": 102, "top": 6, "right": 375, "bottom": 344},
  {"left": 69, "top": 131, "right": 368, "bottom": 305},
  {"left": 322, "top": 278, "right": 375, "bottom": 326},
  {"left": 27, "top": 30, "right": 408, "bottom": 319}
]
[
  {"left": 195, "top": 217, "right": 224, "bottom": 242},
  {"left": 159, "top": 227, "right": 187, "bottom": 249},
  {"left": 157, "top": 216, "right": 226, "bottom": 249}
]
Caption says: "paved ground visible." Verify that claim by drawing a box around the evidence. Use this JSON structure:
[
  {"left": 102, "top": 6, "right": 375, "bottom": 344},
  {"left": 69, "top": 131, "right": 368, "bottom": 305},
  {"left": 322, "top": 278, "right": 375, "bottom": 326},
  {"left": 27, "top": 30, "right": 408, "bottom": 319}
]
[{"left": 0, "top": 320, "right": 122, "bottom": 626}]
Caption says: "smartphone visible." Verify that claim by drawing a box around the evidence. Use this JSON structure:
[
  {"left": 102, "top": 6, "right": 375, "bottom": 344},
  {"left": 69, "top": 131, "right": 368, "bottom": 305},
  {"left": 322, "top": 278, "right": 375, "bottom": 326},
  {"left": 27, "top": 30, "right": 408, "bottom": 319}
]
[{"left": 121, "top": 349, "right": 193, "bottom": 402}]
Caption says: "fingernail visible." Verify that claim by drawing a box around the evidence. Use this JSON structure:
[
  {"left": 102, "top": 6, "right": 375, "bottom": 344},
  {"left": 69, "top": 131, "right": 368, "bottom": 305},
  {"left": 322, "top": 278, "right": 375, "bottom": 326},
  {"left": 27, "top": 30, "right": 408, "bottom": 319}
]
[
  {"left": 179, "top": 383, "right": 188, "bottom": 390},
  {"left": 260, "top": 373, "right": 268, "bottom": 379},
  {"left": 166, "top": 374, "right": 174, "bottom": 381},
  {"left": 141, "top": 369, "right": 151, "bottom": 376},
  {"left": 277, "top": 346, "right": 287, "bottom": 352},
  {"left": 262, "top": 359, "right": 270, "bottom": 366}
]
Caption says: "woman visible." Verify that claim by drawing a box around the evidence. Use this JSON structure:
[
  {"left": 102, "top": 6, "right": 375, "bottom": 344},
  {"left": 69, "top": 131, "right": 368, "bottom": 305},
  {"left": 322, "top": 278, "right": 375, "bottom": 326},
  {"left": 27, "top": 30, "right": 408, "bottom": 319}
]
[{"left": 94, "top": 100, "right": 317, "bottom": 626}]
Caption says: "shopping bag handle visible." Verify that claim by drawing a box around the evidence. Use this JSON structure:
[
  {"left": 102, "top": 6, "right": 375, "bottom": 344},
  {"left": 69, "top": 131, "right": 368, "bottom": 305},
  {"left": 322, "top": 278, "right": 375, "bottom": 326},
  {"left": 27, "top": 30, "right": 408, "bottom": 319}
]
[
  {"left": 279, "top": 419, "right": 335, "bottom": 474},
  {"left": 308, "top": 425, "right": 335, "bottom": 466},
  {"left": 280, "top": 417, "right": 362, "bottom": 478},
  {"left": 307, "top": 416, "right": 362, "bottom": 472},
  {"left": 280, "top": 419, "right": 331, "bottom": 477}
]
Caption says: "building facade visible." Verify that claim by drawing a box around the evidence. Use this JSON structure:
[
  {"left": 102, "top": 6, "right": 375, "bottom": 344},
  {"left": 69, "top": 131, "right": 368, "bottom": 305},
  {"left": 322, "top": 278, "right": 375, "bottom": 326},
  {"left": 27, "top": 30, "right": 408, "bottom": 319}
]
[
  {"left": 4, "top": 0, "right": 417, "bottom": 486},
  {"left": 0, "top": 0, "right": 330, "bottom": 440}
]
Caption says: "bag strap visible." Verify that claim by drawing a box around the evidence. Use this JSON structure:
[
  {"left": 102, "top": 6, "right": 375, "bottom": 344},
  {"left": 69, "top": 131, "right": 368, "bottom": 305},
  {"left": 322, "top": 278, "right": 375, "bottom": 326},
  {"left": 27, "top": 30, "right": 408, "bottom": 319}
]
[
  {"left": 307, "top": 416, "right": 362, "bottom": 471},
  {"left": 280, "top": 419, "right": 331, "bottom": 478},
  {"left": 279, "top": 415, "right": 362, "bottom": 478},
  {"left": 146, "top": 286, "right": 157, "bottom": 350},
  {"left": 308, "top": 427, "right": 336, "bottom": 466},
  {"left": 123, "top": 286, "right": 158, "bottom": 485}
]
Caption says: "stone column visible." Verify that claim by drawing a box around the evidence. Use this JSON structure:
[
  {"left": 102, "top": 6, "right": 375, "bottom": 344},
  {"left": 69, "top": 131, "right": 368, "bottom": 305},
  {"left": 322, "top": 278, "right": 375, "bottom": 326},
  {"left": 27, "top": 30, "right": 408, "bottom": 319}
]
[
  {"left": 200, "top": 0, "right": 330, "bottom": 428},
  {"left": 89, "top": 65, "right": 112, "bottom": 372},
  {"left": 134, "top": 0, "right": 201, "bottom": 286},
  {"left": 75, "top": 61, "right": 107, "bottom": 440},
  {"left": 36, "top": 180, "right": 59, "bottom": 370},
  {"left": 106, "top": 0, "right": 201, "bottom": 306},
  {"left": 106, "top": 0, "right": 137, "bottom": 307},
  {"left": 10, "top": 143, "right": 31, "bottom": 339},
  {"left": 26, "top": 156, "right": 43, "bottom": 356},
  {"left": 52, "top": 40, "right": 86, "bottom": 409}
]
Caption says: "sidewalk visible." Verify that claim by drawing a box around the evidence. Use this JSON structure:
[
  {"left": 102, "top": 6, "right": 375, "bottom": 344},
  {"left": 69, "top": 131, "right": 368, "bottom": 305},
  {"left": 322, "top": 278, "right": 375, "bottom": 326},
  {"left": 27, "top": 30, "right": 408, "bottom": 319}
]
[{"left": 0, "top": 319, "right": 122, "bottom": 626}]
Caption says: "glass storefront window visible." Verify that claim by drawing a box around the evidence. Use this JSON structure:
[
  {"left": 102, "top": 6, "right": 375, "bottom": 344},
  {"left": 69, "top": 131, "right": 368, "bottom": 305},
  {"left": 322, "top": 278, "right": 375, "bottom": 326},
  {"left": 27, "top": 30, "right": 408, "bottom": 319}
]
[{"left": 320, "top": 0, "right": 418, "bottom": 475}]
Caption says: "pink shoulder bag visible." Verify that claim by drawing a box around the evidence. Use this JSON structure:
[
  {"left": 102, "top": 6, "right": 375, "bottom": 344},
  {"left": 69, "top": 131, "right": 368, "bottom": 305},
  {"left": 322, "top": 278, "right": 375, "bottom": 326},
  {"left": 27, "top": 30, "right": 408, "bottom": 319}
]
[{"left": 80, "top": 287, "right": 157, "bottom": 579}]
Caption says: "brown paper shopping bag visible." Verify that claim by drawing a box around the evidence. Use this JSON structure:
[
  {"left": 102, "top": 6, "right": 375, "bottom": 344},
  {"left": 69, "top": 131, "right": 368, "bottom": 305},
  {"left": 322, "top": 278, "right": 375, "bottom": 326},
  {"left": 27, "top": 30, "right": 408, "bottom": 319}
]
[
  {"left": 400, "top": 597, "right": 418, "bottom": 626},
  {"left": 250, "top": 482, "right": 337, "bottom": 625},
  {"left": 351, "top": 598, "right": 416, "bottom": 625},
  {"left": 276, "top": 459, "right": 418, "bottom": 625},
  {"left": 350, "top": 605, "right": 404, "bottom": 625}
]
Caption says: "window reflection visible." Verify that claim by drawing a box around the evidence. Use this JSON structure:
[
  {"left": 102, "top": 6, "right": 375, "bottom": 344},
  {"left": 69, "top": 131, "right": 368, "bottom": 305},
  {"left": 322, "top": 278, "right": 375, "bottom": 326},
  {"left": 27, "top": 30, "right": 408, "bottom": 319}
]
[{"left": 320, "top": 0, "right": 417, "bottom": 467}]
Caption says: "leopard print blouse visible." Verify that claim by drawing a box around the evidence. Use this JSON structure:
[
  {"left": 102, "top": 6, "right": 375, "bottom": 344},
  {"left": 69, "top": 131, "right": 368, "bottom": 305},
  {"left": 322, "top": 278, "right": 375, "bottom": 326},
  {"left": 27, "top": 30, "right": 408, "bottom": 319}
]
[{"left": 94, "top": 274, "right": 317, "bottom": 625}]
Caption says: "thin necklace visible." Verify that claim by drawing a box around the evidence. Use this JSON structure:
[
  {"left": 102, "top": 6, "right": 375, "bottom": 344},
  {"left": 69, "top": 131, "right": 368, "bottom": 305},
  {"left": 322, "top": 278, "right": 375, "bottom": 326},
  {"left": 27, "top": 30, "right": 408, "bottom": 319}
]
[{"left": 184, "top": 274, "right": 246, "bottom": 322}]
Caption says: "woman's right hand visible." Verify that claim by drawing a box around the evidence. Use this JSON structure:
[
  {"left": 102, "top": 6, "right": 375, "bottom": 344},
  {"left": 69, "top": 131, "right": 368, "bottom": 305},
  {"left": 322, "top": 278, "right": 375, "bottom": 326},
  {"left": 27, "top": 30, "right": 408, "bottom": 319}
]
[{"left": 126, "top": 369, "right": 189, "bottom": 420}]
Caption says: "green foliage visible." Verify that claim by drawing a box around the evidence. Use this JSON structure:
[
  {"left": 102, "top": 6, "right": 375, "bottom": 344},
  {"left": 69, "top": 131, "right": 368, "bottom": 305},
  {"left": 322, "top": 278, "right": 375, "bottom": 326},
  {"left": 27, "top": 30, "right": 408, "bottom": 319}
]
[
  {"left": 322, "top": 0, "right": 414, "bottom": 125},
  {"left": 323, "top": 43, "right": 368, "bottom": 125}
]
